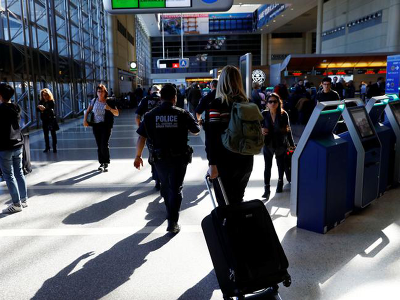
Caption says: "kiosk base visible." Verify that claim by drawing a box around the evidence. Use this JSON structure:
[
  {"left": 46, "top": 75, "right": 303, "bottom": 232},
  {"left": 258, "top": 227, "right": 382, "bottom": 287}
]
[{"left": 297, "top": 138, "right": 347, "bottom": 234}]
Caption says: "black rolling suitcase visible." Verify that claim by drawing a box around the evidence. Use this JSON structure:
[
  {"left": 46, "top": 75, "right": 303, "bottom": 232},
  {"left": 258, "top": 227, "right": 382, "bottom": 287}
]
[
  {"left": 201, "top": 176, "right": 291, "bottom": 300},
  {"left": 22, "top": 133, "right": 32, "bottom": 175}
]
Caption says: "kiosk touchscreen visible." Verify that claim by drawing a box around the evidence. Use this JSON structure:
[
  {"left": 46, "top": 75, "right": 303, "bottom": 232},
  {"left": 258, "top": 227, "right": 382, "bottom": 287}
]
[
  {"left": 291, "top": 101, "right": 348, "bottom": 234},
  {"left": 366, "top": 96, "right": 391, "bottom": 195},
  {"left": 340, "top": 104, "right": 381, "bottom": 212},
  {"left": 384, "top": 99, "right": 400, "bottom": 184}
]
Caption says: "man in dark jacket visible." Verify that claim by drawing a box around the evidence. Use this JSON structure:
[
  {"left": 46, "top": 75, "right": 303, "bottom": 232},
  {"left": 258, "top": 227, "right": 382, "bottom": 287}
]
[
  {"left": 0, "top": 83, "right": 28, "bottom": 214},
  {"left": 187, "top": 84, "right": 202, "bottom": 116},
  {"left": 316, "top": 77, "right": 340, "bottom": 103},
  {"left": 367, "top": 77, "right": 385, "bottom": 99},
  {"left": 251, "top": 82, "right": 263, "bottom": 110},
  {"left": 135, "top": 85, "right": 162, "bottom": 189}
]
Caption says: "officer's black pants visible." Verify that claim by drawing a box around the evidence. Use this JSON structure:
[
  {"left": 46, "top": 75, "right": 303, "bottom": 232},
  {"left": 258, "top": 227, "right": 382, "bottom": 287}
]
[
  {"left": 92, "top": 123, "right": 112, "bottom": 164},
  {"left": 214, "top": 151, "right": 253, "bottom": 206},
  {"left": 263, "top": 147, "right": 285, "bottom": 186},
  {"left": 42, "top": 121, "right": 57, "bottom": 150},
  {"left": 154, "top": 157, "right": 187, "bottom": 222}
]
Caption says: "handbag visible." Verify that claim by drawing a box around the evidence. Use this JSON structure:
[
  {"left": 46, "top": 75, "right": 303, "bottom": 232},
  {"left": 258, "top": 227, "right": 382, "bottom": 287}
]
[
  {"left": 48, "top": 118, "right": 60, "bottom": 131},
  {"left": 87, "top": 98, "right": 96, "bottom": 126}
]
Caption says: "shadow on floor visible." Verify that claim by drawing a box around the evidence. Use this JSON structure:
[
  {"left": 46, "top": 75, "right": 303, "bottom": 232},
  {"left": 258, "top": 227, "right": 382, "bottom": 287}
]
[
  {"left": 32, "top": 197, "right": 172, "bottom": 300},
  {"left": 63, "top": 187, "right": 158, "bottom": 225}
]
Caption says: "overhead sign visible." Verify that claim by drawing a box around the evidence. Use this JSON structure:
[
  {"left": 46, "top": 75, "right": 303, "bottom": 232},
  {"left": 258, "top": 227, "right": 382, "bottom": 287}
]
[
  {"left": 157, "top": 58, "right": 190, "bottom": 68},
  {"left": 256, "top": 4, "right": 289, "bottom": 29},
  {"left": 386, "top": 55, "right": 400, "bottom": 94},
  {"left": 104, "top": 0, "right": 233, "bottom": 14}
]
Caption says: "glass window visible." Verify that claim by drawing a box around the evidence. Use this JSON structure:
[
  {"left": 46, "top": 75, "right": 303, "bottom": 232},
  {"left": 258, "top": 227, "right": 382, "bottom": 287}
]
[
  {"left": 57, "top": 37, "right": 67, "bottom": 56},
  {"left": 56, "top": 16, "right": 66, "bottom": 37},
  {"left": 37, "top": 28, "right": 49, "bottom": 51}
]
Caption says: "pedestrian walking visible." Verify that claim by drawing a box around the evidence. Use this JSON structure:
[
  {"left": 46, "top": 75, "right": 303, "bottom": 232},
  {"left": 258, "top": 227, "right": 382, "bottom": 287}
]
[{"left": 37, "top": 88, "right": 59, "bottom": 153}]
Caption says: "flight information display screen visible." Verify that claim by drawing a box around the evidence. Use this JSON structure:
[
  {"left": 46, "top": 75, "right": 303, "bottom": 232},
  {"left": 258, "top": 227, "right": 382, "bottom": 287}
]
[
  {"left": 349, "top": 107, "right": 375, "bottom": 139},
  {"left": 390, "top": 101, "right": 400, "bottom": 126},
  {"left": 112, "top": 0, "right": 191, "bottom": 9}
]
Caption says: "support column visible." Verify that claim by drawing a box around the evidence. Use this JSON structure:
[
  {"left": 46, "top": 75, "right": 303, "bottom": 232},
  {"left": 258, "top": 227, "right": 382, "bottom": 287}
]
[
  {"left": 268, "top": 33, "right": 272, "bottom": 66},
  {"left": 261, "top": 33, "right": 269, "bottom": 65},
  {"left": 387, "top": 0, "right": 400, "bottom": 51},
  {"left": 305, "top": 31, "right": 313, "bottom": 54},
  {"left": 316, "top": 0, "right": 323, "bottom": 54},
  {"left": 107, "top": 14, "right": 118, "bottom": 95}
]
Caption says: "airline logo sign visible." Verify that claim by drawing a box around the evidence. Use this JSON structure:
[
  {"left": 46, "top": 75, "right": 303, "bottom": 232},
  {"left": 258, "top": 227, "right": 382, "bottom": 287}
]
[{"left": 157, "top": 58, "right": 190, "bottom": 69}]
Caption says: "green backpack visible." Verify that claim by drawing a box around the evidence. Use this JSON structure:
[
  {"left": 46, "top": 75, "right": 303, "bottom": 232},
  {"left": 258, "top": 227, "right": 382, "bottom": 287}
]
[{"left": 222, "top": 101, "right": 264, "bottom": 155}]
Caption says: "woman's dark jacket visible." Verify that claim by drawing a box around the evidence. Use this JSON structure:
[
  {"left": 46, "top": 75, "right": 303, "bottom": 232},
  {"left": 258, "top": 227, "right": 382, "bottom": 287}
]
[
  {"left": 0, "top": 102, "right": 24, "bottom": 150},
  {"left": 262, "top": 109, "right": 294, "bottom": 155},
  {"left": 37, "top": 100, "right": 56, "bottom": 122}
]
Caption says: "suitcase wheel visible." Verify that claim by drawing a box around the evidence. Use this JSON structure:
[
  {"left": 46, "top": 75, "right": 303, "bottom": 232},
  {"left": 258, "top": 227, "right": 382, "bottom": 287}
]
[{"left": 283, "top": 274, "right": 292, "bottom": 287}]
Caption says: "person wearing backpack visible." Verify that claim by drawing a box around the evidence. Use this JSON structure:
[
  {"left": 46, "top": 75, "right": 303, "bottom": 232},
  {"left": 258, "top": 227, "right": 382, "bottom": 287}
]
[
  {"left": 261, "top": 93, "right": 295, "bottom": 200},
  {"left": 206, "top": 65, "right": 263, "bottom": 206},
  {"left": 0, "top": 83, "right": 28, "bottom": 213}
]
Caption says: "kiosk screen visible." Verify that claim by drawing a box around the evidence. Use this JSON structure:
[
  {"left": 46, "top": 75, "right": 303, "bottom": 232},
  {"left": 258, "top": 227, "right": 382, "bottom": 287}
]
[
  {"left": 390, "top": 101, "right": 400, "bottom": 125},
  {"left": 349, "top": 108, "right": 374, "bottom": 139}
]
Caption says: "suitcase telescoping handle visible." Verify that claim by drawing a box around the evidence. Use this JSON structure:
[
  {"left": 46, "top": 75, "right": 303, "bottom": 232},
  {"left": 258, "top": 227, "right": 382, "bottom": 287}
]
[{"left": 205, "top": 174, "right": 230, "bottom": 207}]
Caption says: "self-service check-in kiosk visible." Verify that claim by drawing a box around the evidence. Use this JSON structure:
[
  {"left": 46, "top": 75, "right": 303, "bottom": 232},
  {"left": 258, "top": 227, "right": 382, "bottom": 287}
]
[
  {"left": 384, "top": 94, "right": 400, "bottom": 184},
  {"left": 290, "top": 101, "right": 348, "bottom": 234},
  {"left": 365, "top": 96, "right": 391, "bottom": 195},
  {"left": 339, "top": 100, "right": 381, "bottom": 212}
]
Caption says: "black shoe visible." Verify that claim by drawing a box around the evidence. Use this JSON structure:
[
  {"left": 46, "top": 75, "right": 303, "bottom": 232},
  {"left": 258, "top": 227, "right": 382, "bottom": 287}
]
[
  {"left": 262, "top": 185, "right": 271, "bottom": 199},
  {"left": 276, "top": 179, "right": 283, "bottom": 193},
  {"left": 103, "top": 163, "right": 108, "bottom": 172},
  {"left": 167, "top": 221, "right": 180, "bottom": 234},
  {"left": 43, "top": 148, "right": 50, "bottom": 153},
  {"left": 155, "top": 181, "right": 161, "bottom": 190},
  {"left": 53, "top": 149, "right": 57, "bottom": 153},
  {"left": 98, "top": 164, "right": 104, "bottom": 171}
]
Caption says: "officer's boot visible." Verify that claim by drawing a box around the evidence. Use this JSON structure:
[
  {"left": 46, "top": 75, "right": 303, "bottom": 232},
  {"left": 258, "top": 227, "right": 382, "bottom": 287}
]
[
  {"left": 262, "top": 185, "right": 271, "bottom": 200},
  {"left": 276, "top": 179, "right": 284, "bottom": 193}
]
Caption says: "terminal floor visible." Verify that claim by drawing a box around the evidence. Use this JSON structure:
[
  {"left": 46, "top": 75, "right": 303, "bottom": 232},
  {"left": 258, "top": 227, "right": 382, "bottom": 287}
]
[{"left": 1, "top": 110, "right": 399, "bottom": 300}]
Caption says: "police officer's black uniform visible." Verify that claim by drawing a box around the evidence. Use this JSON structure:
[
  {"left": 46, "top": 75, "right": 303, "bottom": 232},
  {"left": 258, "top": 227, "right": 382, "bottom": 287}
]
[
  {"left": 136, "top": 92, "right": 200, "bottom": 233},
  {"left": 136, "top": 92, "right": 162, "bottom": 188}
]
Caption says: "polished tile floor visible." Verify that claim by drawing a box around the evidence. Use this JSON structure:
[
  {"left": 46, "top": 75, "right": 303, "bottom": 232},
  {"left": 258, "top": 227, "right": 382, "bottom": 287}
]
[{"left": 0, "top": 109, "right": 399, "bottom": 300}]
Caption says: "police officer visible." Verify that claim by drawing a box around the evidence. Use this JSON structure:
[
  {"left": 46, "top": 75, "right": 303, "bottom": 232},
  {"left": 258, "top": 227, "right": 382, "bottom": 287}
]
[
  {"left": 136, "top": 85, "right": 162, "bottom": 189},
  {"left": 134, "top": 84, "right": 200, "bottom": 234}
]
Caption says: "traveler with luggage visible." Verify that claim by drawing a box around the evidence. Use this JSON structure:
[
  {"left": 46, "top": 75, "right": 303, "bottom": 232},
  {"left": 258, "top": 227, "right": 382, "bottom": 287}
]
[
  {"left": 134, "top": 84, "right": 200, "bottom": 234},
  {"left": 83, "top": 84, "right": 119, "bottom": 172},
  {"left": 206, "top": 65, "right": 263, "bottom": 206},
  {"left": 37, "top": 88, "right": 59, "bottom": 153},
  {"left": 135, "top": 85, "right": 162, "bottom": 190},
  {"left": 0, "top": 83, "right": 28, "bottom": 214},
  {"left": 261, "top": 93, "right": 295, "bottom": 200}
]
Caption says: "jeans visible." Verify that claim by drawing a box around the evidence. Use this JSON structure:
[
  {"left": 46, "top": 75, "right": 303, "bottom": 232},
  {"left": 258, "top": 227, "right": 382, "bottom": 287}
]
[
  {"left": 0, "top": 147, "right": 28, "bottom": 204},
  {"left": 92, "top": 123, "right": 112, "bottom": 164},
  {"left": 154, "top": 157, "right": 188, "bottom": 223}
]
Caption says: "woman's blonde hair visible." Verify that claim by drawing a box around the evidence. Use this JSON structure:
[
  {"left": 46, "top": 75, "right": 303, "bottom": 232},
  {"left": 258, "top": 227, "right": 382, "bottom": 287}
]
[
  {"left": 40, "top": 88, "right": 55, "bottom": 101},
  {"left": 215, "top": 65, "right": 248, "bottom": 104}
]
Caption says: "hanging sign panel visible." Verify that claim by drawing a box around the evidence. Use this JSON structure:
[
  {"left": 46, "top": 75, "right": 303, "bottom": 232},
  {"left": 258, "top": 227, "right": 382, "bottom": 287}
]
[{"left": 104, "top": 0, "right": 233, "bottom": 14}]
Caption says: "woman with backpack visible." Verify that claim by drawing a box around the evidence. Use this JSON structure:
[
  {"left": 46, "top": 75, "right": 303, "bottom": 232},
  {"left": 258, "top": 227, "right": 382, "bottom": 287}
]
[
  {"left": 0, "top": 83, "right": 28, "bottom": 213},
  {"left": 206, "top": 65, "right": 258, "bottom": 206},
  {"left": 262, "top": 93, "right": 295, "bottom": 200}
]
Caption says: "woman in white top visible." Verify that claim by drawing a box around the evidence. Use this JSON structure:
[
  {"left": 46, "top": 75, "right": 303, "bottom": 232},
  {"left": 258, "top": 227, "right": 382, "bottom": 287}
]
[{"left": 83, "top": 84, "right": 119, "bottom": 172}]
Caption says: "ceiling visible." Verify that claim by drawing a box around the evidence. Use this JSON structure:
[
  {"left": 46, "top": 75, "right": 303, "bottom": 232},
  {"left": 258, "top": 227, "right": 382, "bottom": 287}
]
[{"left": 137, "top": 0, "right": 318, "bottom": 37}]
